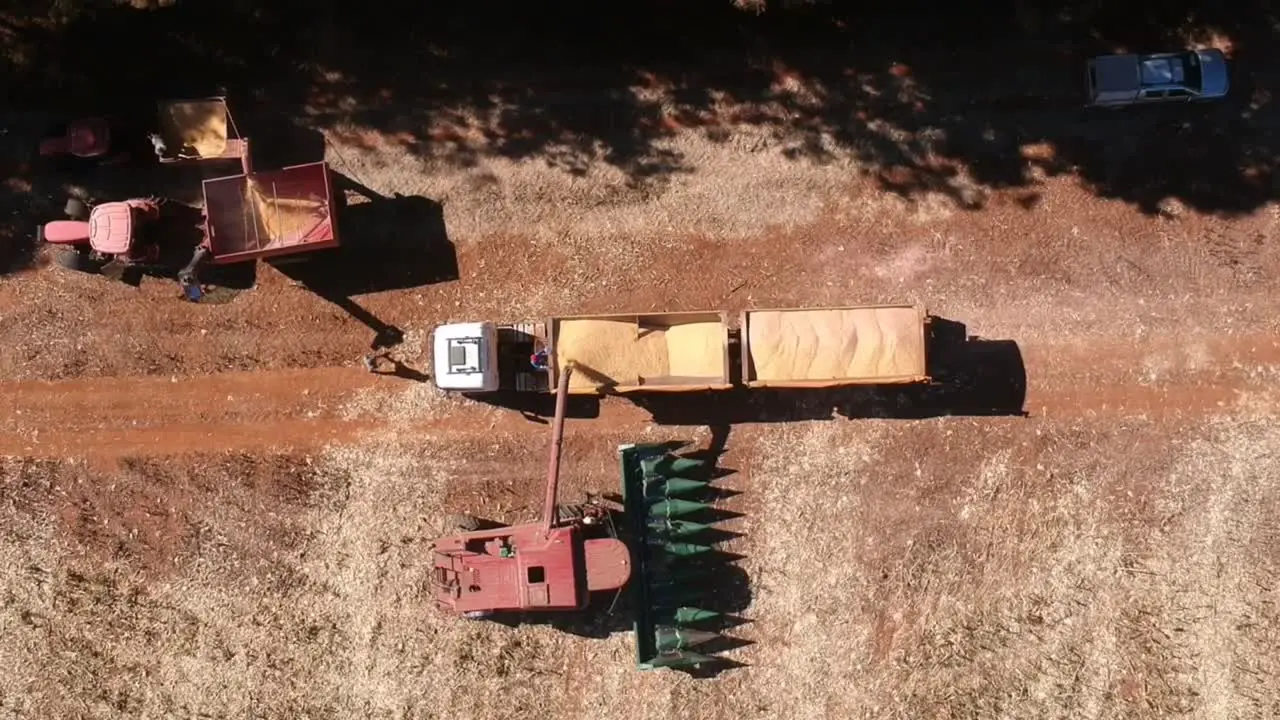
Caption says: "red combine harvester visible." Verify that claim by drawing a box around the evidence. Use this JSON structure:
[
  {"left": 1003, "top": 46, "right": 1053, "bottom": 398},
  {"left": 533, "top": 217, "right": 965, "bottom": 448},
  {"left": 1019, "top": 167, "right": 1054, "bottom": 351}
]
[
  {"left": 431, "top": 363, "right": 738, "bottom": 671},
  {"left": 432, "top": 363, "right": 634, "bottom": 618}
]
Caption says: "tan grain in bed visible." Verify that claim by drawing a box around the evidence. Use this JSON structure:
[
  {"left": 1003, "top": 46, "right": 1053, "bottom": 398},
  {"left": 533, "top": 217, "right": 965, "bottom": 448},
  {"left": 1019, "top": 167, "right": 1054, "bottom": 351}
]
[
  {"left": 160, "top": 101, "right": 228, "bottom": 158},
  {"left": 247, "top": 181, "right": 328, "bottom": 248},
  {"left": 747, "top": 307, "right": 925, "bottom": 382},
  {"left": 555, "top": 318, "right": 725, "bottom": 391}
]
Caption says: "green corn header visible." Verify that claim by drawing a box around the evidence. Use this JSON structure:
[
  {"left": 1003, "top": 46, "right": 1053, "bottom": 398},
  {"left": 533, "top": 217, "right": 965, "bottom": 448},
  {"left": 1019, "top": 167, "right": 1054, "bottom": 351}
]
[{"left": 619, "top": 442, "right": 732, "bottom": 671}]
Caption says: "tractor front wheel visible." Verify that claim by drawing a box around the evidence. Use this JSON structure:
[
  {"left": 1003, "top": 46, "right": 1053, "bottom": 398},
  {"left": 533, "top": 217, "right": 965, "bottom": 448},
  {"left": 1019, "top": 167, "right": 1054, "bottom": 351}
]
[{"left": 64, "top": 198, "right": 88, "bottom": 221}]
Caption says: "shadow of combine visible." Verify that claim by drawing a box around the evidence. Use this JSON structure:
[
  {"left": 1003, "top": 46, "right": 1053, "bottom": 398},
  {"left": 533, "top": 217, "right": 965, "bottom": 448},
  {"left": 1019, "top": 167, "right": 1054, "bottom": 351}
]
[
  {"left": 270, "top": 173, "right": 458, "bottom": 347},
  {"left": 636, "top": 316, "right": 1027, "bottom": 425}
]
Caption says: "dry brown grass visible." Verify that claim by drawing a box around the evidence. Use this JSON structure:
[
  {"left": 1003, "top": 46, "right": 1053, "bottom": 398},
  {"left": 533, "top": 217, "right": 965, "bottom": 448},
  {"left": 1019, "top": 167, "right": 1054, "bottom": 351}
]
[
  {"left": 0, "top": 436, "right": 711, "bottom": 719},
  {"left": 741, "top": 405, "right": 1280, "bottom": 719},
  {"left": 4, "top": 397, "right": 1280, "bottom": 718},
  {"left": 327, "top": 120, "right": 867, "bottom": 246}
]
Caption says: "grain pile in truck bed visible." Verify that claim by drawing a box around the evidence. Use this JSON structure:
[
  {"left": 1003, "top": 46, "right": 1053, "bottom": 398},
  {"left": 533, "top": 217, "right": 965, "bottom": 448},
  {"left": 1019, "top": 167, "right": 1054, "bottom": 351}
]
[
  {"left": 746, "top": 307, "right": 927, "bottom": 384},
  {"left": 246, "top": 180, "right": 328, "bottom": 250},
  {"left": 159, "top": 101, "right": 228, "bottom": 158},
  {"left": 554, "top": 318, "right": 725, "bottom": 392}
]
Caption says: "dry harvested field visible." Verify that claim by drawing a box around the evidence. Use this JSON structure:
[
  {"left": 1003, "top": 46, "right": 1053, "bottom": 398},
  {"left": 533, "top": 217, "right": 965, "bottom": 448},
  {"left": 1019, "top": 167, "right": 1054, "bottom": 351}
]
[{"left": 4, "top": 6, "right": 1280, "bottom": 719}]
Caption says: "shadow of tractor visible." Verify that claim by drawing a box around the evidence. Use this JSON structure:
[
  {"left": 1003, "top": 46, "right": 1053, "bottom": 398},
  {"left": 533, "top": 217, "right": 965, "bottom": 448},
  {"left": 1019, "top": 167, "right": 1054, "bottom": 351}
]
[{"left": 269, "top": 174, "right": 458, "bottom": 347}]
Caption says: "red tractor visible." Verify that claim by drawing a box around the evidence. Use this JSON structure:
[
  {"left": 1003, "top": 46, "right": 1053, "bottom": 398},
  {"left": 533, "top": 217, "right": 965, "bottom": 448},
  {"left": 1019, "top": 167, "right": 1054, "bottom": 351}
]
[
  {"left": 37, "top": 196, "right": 169, "bottom": 274},
  {"left": 432, "top": 363, "right": 634, "bottom": 618}
]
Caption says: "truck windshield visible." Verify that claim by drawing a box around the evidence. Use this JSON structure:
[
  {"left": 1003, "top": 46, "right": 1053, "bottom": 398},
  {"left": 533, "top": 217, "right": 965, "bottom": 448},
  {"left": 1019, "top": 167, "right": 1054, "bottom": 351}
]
[{"left": 1183, "top": 52, "right": 1203, "bottom": 91}]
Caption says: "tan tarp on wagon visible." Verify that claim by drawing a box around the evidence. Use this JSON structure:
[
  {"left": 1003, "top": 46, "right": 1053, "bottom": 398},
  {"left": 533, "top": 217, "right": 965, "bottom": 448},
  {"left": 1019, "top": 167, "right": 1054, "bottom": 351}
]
[
  {"left": 742, "top": 305, "right": 929, "bottom": 387},
  {"left": 158, "top": 99, "right": 230, "bottom": 158},
  {"left": 551, "top": 312, "right": 731, "bottom": 394}
]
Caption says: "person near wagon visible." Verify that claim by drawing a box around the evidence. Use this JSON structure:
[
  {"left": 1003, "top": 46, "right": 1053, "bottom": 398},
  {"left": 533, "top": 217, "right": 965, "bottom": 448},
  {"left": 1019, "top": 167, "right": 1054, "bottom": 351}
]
[{"left": 530, "top": 348, "right": 550, "bottom": 371}]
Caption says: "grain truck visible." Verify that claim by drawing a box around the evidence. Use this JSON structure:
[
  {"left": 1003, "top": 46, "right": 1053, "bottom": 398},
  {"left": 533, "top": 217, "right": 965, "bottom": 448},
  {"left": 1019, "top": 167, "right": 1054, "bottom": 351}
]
[{"left": 431, "top": 304, "right": 932, "bottom": 394}]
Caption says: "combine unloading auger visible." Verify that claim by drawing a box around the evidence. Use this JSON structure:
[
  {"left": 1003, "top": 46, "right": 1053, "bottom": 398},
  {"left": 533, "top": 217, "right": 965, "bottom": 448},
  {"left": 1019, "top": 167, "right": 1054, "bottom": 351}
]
[{"left": 619, "top": 443, "right": 734, "bottom": 671}]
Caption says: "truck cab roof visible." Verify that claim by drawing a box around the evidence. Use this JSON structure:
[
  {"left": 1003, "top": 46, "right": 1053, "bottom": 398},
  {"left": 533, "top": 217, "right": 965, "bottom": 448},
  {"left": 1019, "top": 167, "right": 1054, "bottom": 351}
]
[{"left": 433, "top": 321, "right": 500, "bottom": 391}]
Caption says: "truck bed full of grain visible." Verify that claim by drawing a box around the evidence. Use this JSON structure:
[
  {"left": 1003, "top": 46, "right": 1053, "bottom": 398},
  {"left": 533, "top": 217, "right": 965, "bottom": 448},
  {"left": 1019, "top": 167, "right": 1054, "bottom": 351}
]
[
  {"left": 744, "top": 306, "right": 927, "bottom": 386},
  {"left": 554, "top": 315, "right": 728, "bottom": 393}
]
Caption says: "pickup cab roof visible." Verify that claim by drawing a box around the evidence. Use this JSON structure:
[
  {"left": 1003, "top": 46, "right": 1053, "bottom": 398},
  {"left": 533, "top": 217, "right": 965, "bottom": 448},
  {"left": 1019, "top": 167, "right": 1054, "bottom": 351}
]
[{"left": 1087, "top": 49, "right": 1229, "bottom": 106}]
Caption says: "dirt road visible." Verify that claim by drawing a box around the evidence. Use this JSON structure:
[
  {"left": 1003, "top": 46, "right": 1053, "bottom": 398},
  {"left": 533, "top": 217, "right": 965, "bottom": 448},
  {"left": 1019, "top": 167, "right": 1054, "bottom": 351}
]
[{"left": 3, "top": 330, "right": 1277, "bottom": 464}]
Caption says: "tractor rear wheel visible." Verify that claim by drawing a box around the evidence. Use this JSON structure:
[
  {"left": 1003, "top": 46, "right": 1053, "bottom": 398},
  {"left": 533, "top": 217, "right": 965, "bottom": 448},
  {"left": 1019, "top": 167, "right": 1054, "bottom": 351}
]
[
  {"left": 446, "top": 513, "right": 482, "bottom": 533},
  {"left": 54, "top": 247, "right": 101, "bottom": 273}
]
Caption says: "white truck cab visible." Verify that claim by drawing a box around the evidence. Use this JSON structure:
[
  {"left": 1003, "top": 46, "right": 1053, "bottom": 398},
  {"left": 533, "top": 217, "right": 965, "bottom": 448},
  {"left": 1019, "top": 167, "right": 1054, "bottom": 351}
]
[{"left": 432, "top": 322, "right": 501, "bottom": 391}]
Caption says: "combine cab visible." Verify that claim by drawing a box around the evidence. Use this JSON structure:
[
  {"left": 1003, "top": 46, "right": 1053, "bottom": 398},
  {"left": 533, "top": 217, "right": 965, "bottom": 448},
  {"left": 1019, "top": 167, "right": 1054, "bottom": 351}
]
[{"left": 430, "top": 364, "right": 737, "bottom": 671}]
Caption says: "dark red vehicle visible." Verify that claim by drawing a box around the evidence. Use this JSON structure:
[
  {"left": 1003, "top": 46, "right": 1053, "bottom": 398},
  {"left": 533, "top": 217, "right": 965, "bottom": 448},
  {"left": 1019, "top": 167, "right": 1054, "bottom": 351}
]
[
  {"left": 41, "top": 162, "right": 340, "bottom": 294},
  {"left": 37, "top": 97, "right": 250, "bottom": 173},
  {"left": 38, "top": 117, "right": 112, "bottom": 159},
  {"left": 432, "top": 364, "right": 634, "bottom": 618},
  {"left": 38, "top": 197, "right": 166, "bottom": 273},
  {"left": 429, "top": 363, "right": 734, "bottom": 671}
]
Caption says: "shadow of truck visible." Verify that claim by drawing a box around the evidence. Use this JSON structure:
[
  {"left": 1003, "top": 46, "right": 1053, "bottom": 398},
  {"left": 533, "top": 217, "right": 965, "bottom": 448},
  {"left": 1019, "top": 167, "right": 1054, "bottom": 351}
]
[{"left": 271, "top": 177, "right": 458, "bottom": 296}]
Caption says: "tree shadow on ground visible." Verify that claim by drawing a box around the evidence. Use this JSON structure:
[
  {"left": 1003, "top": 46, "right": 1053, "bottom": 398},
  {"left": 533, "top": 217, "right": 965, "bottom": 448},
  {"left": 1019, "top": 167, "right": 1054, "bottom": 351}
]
[{"left": 3, "top": 0, "right": 1278, "bottom": 279}]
